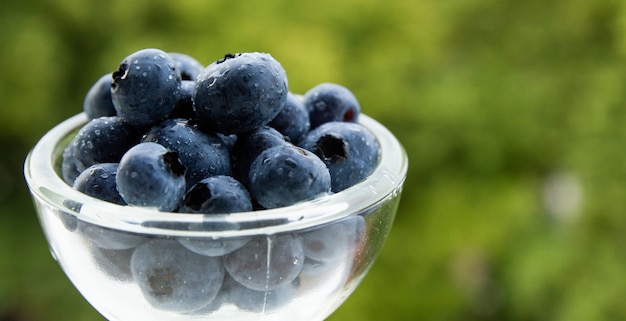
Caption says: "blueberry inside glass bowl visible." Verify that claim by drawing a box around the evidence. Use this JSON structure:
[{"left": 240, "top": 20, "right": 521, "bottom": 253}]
[{"left": 24, "top": 112, "right": 408, "bottom": 321}]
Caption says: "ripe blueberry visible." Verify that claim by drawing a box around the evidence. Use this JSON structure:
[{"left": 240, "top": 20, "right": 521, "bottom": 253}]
[
  {"left": 181, "top": 175, "right": 252, "bottom": 214},
  {"left": 268, "top": 92, "right": 310, "bottom": 144},
  {"left": 231, "top": 125, "right": 288, "bottom": 188},
  {"left": 224, "top": 234, "right": 304, "bottom": 291},
  {"left": 300, "top": 121, "right": 379, "bottom": 192},
  {"left": 111, "top": 48, "right": 181, "bottom": 128},
  {"left": 72, "top": 163, "right": 125, "bottom": 205},
  {"left": 77, "top": 221, "right": 147, "bottom": 250},
  {"left": 168, "top": 52, "right": 204, "bottom": 81},
  {"left": 116, "top": 142, "right": 186, "bottom": 212},
  {"left": 301, "top": 215, "right": 365, "bottom": 262},
  {"left": 193, "top": 52, "right": 288, "bottom": 134},
  {"left": 130, "top": 239, "right": 224, "bottom": 312},
  {"left": 168, "top": 80, "right": 196, "bottom": 120},
  {"left": 303, "top": 82, "right": 360, "bottom": 129},
  {"left": 63, "top": 116, "right": 140, "bottom": 182},
  {"left": 248, "top": 144, "right": 331, "bottom": 209},
  {"left": 142, "top": 118, "right": 231, "bottom": 189},
  {"left": 83, "top": 73, "right": 116, "bottom": 120},
  {"left": 218, "top": 273, "right": 298, "bottom": 312}
]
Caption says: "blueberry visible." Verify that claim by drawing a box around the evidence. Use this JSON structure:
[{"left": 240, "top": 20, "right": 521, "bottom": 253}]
[
  {"left": 168, "top": 52, "right": 204, "bottom": 81},
  {"left": 224, "top": 234, "right": 304, "bottom": 291},
  {"left": 116, "top": 142, "right": 186, "bottom": 211},
  {"left": 72, "top": 163, "right": 126, "bottom": 205},
  {"left": 61, "top": 142, "right": 83, "bottom": 185},
  {"left": 64, "top": 116, "right": 140, "bottom": 179},
  {"left": 219, "top": 273, "right": 298, "bottom": 312},
  {"left": 181, "top": 175, "right": 252, "bottom": 214},
  {"left": 231, "top": 126, "right": 288, "bottom": 188},
  {"left": 301, "top": 215, "right": 366, "bottom": 262},
  {"left": 89, "top": 246, "right": 134, "bottom": 282},
  {"left": 168, "top": 80, "right": 196, "bottom": 120},
  {"left": 83, "top": 73, "right": 116, "bottom": 120},
  {"left": 303, "top": 82, "right": 360, "bottom": 129},
  {"left": 193, "top": 52, "right": 288, "bottom": 134},
  {"left": 268, "top": 92, "right": 310, "bottom": 144},
  {"left": 176, "top": 176, "right": 253, "bottom": 256},
  {"left": 300, "top": 122, "right": 379, "bottom": 192},
  {"left": 111, "top": 48, "right": 181, "bottom": 128},
  {"left": 130, "top": 239, "right": 224, "bottom": 312},
  {"left": 216, "top": 133, "right": 237, "bottom": 152},
  {"left": 58, "top": 202, "right": 80, "bottom": 232},
  {"left": 77, "top": 221, "right": 147, "bottom": 250},
  {"left": 178, "top": 234, "right": 251, "bottom": 258},
  {"left": 142, "top": 118, "right": 231, "bottom": 189},
  {"left": 248, "top": 144, "right": 331, "bottom": 209}
]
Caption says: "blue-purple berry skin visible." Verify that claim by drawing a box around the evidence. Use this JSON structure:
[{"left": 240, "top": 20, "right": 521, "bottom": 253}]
[
  {"left": 248, "top": 144, "right": 331, "bottom": 209},
  {"left": 72, "top": 163, "right": 126, "bottom": 205},
  {"left": 268, "top": 92, "right": 310, "bottom": 144},
  {"left": 64, "top": 116, "right": 140, "bottom": 181},
  {"left": 169, "top": 80, "right": 196, "bottom": 120},
  {"left": 168, "top": 52, "right": 204, "bottom": 81},
  {"left": 218, "top": 273, "right": 298, "bottom": 312},
  {"left": 77, "top": 222, "right": 147, "bottom": 250},
  {"left": 224, "top": 234, "right": 304, "bottom": 291},
  {"left": 193, "top": 52, "right": 288, "bottom": 134},
  {"left": 111, "top": 48, "right": 181, "bottom": 128},
  {"left": 89, "top": 246, "right": 134, "bottom": 282},
  {"left": 115, "top": 142, "right": 186, "bottom": 212},
  {"left": 231, "top": 126, "right": 288, "bottom": 188},
  {"left": 181, "top": 175, "right": 252, "bottom": 214},
  {"left": 303, "top": 82, "right": 360, "bottom": 129},
  {"left": 300, "top": 121, "right": 379, "bottom": 192},
  {"left": 61, "top": 143, "right": 83, "bottom": 185},
  {"left": 83, "top": 73, "right": 116, "bottom": 120},
  {"left": 130, "top": 239, "right": 224, "bottom": 312},
  {"left": 142, "top": 118, "right": 231, "bottom": 189},
  {"left": 301, "top": 215, "right": 365, "bottom": 262}
]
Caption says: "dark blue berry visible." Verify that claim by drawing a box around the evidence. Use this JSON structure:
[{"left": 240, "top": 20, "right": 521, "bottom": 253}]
[
  {"left": 216, "top": 133, "right": 237, "bottom": 151},
  {"left": 64, "top": 116, "right": 140, "bottom": 179},
  {"left": 168, "top": 52, "right": 204, "bottom": 81},
  {"left": 219, "top": 273, "right": 298, "bottom": 312},
  {"left": 248, "top": 144, "right": 331, "bottom": 209},
  {"left": 72, "top": 163, "right": 126, "bottom": 205},
  {"left": 180, "top": 175, "right": 252, "bottom": 214},
  {"left": 89, "top": 246, "right": 134, "bottom": 282},
  {"left": 177, "top": 234, "right": 251, "bottom": 258},
  {"left": 231, "top": 126, "right": 288, "bottom": 188},
  {"left": 83, "top": 73, "right": 116, "bottom": 120},
  {"left": 177, "top": 176, "right": 253, "bottom": 256},
  {"left": 130, "top": 239, "right": 224, "bottom": 312},
  {"left": 300, "top": 122, "right": 379, "bottom": 192},
  {"left": 142, "top": 118, "right": 231, "bottom": 189},
  {"left": 303, "top": 83, "right": 360, "bottom": 129},
  {"left": 77, "top": 221, "right": 147, "bottom": 250},
  {"left": 301, "top": 215, "right": 365, "bottom": 262},
  {"left": 224, "top": 234, "right": 304, "bottom": 291},
  {"left": 58, "top": 204, "right": 79, "bottom": 232},
  {"left": 168, "top": 80, "right": 196, "bottom": 120},
  {"left": 268, "top": 92, "right": 310, "bottom": 144},
  {"left": 116, "top": 142, "right": 186, "bottom": 211},
  {"left": 111, "top": 48, "right": 181, "bottom": 128},
  {"left": 193, "top": 52, "right": 288, "bottom": 134},
  {"left": 61, "top": 143, "right": 83, "bottom": 185}
]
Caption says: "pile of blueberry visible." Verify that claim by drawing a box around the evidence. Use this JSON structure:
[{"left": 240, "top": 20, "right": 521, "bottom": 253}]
[{"left": 59, "top": 48, "right": 379, "bottom": 313}]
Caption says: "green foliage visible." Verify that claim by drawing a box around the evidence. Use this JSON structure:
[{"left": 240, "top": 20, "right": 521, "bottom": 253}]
[{"left": 2, "top": 0, "right": 626, "bottom": 320}]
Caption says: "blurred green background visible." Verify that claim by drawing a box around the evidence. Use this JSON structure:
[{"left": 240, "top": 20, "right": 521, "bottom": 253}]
[{"left": 3, "top": 0, "right": 626, "bottom": 320}]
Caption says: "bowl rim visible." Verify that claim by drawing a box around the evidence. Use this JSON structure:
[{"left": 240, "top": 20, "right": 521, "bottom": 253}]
[{"left": 24, "top": 113, "right": 408, "bottom": 237}]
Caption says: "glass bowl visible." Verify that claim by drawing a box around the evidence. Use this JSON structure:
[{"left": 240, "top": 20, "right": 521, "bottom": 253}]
[{"left": 24, "top": 112, "right": 408, "bottom": 321}]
